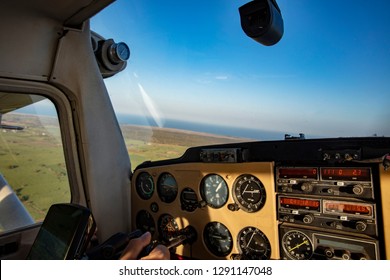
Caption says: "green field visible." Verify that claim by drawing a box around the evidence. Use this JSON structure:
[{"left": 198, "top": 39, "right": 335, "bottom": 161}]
[
  {"left": 0, "top": 114, "right": 70, "bottom": 221},
  {"left": 121, "top": 124, "right": 244, "bottom": 168},
  {"left": 1, "top": 113, "right": 246, "bottom": 222}
]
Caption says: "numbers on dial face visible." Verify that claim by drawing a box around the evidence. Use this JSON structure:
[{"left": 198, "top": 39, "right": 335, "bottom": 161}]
[
  {"left": 281, "top": 230, "right": 313, "bottom": 260},
  {"left": 233, "top": 174, "right": 266, "bottom": 213},
  {"left": 237, "top": 227, "right": 271, "bottom": 260},
  {"left": 203, "top": 222, "right": 233, "bottom": 257},
  {"left": 135, "top": 172, "right": 154, "bottom": 200},
  {"left": 201, "top": 174, "right": 229, "bottom": 208},
  {"left": 158, "top": 214, "right": 179, "bottom": 242},
  {"left": 157, "top": 173, "right": 178, "bottom": 203}
]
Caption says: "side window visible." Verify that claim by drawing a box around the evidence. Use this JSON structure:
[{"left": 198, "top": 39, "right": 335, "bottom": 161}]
[{"left": 0, "top": 94, "right": 71, "bottom": 233}]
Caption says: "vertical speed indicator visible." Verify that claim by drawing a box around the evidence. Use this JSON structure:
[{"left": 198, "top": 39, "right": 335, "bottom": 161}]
[
  {"left": 233, "top": 174, "right": 266, "bottom": 213},
  {"left": 203, "top": 222, "right": 233, "bottom": 257},
  {"left": 237, "top": 227, "right": 271, "bottom": 260}
]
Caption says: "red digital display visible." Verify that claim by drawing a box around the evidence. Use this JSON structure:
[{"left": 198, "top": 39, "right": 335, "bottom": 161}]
[
  {"left": 280, "top": 197, "right": 320, "bottom": 211},
  {"left": 320, "top": 167, "right": 371, "bottom": 181},
  {"left": 278, "top": 167, "right": 318, "bottom": 179},
  {"left": 323, "top": 201, "right": 372, "bottom": 216}
]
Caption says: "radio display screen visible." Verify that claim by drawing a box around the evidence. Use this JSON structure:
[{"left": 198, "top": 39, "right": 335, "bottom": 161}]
[
  {"left": 280, "top": 196, "right": 321, "bottom": 211},
  {"left": 323, "top": 200, "right": 373, "bottom": 217},
  {"left": 278, "top": 167, "right": 318, "bottom": 179},
  {"left": 320, "top": 167, "right": 371, "bottom": 181}
]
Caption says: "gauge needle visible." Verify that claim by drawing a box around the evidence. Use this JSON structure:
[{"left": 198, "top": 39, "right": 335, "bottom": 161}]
[
  {"left": 215, "top": 181, "right": 222, "bottom": 192},
  {"left": 242, "top": 184, "right": 259, "bottom": 195},
  {"left": 164, "top": 223, "right": 175, "bottom": 231},
  {"left": 243, "top": 184, "right": 250, "bottom": 194},
  {"left": 288, "top": 240, "right": 309, "bottom": 252},
  {"left": 246, "top": 190, "right": 260, "bottom": 194},
  {"left": 246, "top": 232, "right": 256, "bottom": 248},
  {"left": 211, "top": 234, "right": 228, "bottom": 240}
]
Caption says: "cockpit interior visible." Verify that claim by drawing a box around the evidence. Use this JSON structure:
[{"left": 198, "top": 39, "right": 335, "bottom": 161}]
[
  {"left": 130, "top": 138, "right": 390, "bottom": 260},
  {"left": 1, "top": 0, "right": 390, "bottom": 261}
]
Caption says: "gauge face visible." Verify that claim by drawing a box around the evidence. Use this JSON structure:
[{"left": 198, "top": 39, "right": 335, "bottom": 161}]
[
  {"left": 237, "top": 227, "right": 271, "bottom": 260},
  {"left": 158, "top": 214, "right": 179, "bottom": 242},
  {"left": 114, "top": 42, "right": 130, "bottom": 61},
  {"left": 281, "top": 230, "right": 314, "bottom": 260},
  {"left": 180, "top": 188, "right": 198, "bottom": 212},
  {"left": 233, "top": 174, "right": 266, "bottom": 213},
  {"left": 203, "top": 222, "right": 233, "bottom": 257},
  {"left": 116, "top": 42, "right": 130, "bottom": 61},
  {"left": 201, "top": 174, "right": 229, "bottom": 209},
  {"left": 135, "top": 172, "right": 154, "bottom": 200},
  {"left": 108, "top": 42, "right": 130, "bottom": 64},
  {"left": 135, "top": 210, "right": 155, "bottom": 236},
  {"left": 157, "top": 173, "right": 178, "bottom": 203}
]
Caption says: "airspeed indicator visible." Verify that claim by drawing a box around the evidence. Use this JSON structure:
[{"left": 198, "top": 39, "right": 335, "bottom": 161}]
[{"left": 201, "top": 174, "right": 229, "bottom": 208}]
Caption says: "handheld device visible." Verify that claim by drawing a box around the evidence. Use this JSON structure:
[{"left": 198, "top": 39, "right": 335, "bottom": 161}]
[{"left": 27, "top": 203, "right": 95, "bottom": 260}]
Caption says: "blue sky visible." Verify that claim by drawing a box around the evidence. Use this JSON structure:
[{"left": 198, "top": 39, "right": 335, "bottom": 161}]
[{"left": 91, "top": 0, "right": 390, "bottom": 138}]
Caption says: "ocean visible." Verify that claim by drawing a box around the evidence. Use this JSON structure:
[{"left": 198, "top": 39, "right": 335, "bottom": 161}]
[
  {"left": 116, "top": 114, "right": 287, "bottom": 141},
  {"left": 14, "top": 105, "right": 296, "bottom": 140}
]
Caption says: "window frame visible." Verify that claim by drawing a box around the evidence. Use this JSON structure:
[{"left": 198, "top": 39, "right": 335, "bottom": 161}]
[{"left": 0, "top": 77, "right": 86, "bottom": 233}]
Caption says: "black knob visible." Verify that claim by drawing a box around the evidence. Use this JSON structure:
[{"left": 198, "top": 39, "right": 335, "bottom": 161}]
[
  {"left": 355, "top": 221, "right": 367, "bottom": 232},
  {"left": 324, "top": 247, "right": 334, "bottom": 259},
  {"left": 301, "top": 182, "right": 313, "bottom": 193},
  {"left": 228, "top": 203, "right": 240, "bottom": 211},
  {"left": 302, "top": 214, "right": 314, "bottom": 224}
]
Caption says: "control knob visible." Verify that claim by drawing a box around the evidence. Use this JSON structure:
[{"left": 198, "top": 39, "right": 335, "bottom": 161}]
[
  {"left": 302, "top": 214, "right": 314, "bottom": 224},
  {"left": 355, "top": 221, "right": 367, "bottom": 232},
  {"left": 352, "top": 253, "right": 368, "bottom": 260},
  {"left": 323, "top": 247, "right": 334, "bottom": 259},
  {"left": 317, "top": 246, "right": 334, "bottom": 259},
  {"left": 341, "top": 250, "right": 351, "bottom": 260},
  {"left": 300, "top": 182, "right": 313, "bottom": 193},
  {"left": 352, "top": 184, "right": 364, "bottom": 195},
  {"left": 329, "top": 221, "right": 341, "bottom": 229}
]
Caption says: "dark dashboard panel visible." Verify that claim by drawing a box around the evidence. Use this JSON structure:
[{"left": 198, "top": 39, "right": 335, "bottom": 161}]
[{"left": 131, "top": 137, "right": 390, "bottom": 260}]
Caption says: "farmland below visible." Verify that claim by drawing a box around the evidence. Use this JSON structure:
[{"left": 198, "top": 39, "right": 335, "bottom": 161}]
[{"left": 1, "top": 113, "right": 248, "bottom": 222}]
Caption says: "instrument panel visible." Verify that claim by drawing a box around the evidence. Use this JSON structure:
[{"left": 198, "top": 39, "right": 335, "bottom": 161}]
[
  {"left": 130, "top": 138, "right": 390, "bottom": 260},
  {"left": 131, "top": 162, "right": 279, "bottom": 259}
]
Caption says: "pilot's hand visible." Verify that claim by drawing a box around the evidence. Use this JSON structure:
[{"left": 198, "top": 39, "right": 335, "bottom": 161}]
[{"left": 119, "top": 231, "right": 170, "bottom": 260}]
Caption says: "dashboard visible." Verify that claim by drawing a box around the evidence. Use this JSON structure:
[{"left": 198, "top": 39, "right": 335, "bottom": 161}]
[{"left": 130, "top": 137, "right": 390, "bottom": 260}]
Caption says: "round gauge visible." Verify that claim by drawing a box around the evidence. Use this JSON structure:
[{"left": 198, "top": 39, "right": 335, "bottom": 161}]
[
  {"left": 203, "top": 222, "right": 233, "bottom": 257},
  {"left": 135, "top": 172, "right": 154, "bottom": 200},
  {"left": 233, "top": 174, "right": 266, "bottom": 213},
  {"left": 108, "top": 42, "right": 130, "bottom": 63},
  {"left": 158, "top": 214, "right": 179, "bottom": 242},
  {"left": 200, "top": 174, "right": 229, "bottom": 208},
  {"left": 135, "top": 210, "right": 156, "bottom": 236},
  {"left": 157, "top": 173, "right": 178, "bottom": 203},
  {"left": 237, "top": 227, "right": 271, "bottom": 260},
  {"left": 281, "top": 230, "right": 314, "bottom": 260}
]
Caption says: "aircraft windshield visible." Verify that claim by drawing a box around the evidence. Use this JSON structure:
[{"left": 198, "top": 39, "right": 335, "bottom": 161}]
[{"left": 91, "top": 0, "right": 390, "bottom": 167}]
